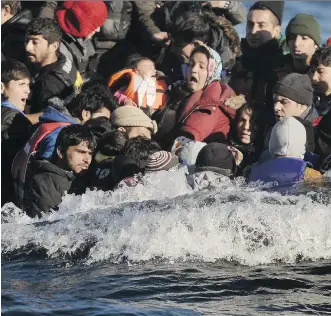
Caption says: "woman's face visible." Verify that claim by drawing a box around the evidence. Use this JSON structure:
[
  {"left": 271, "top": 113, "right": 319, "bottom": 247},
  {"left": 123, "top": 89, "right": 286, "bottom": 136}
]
[
  {"left": 236, "top": 108, "right": 257, "bottom": 144},
  {"left": 187, "top": 52, "right": 209, "bottom": 93}
]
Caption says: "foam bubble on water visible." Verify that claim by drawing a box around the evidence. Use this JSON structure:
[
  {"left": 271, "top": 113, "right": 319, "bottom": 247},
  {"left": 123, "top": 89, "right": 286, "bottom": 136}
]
[{"left": 2, "top": 170, "right": 331, "bottom": 266}]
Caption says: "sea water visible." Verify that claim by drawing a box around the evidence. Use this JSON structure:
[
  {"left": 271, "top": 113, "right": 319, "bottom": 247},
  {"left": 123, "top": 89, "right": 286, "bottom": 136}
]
[{"left": 2, "top": 167, "right": 331, "bottom": 315}]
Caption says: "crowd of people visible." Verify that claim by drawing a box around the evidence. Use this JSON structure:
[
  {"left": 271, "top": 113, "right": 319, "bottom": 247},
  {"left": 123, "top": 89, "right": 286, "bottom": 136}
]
[{"left": 1, "top": 1, "right": 331, "bottom": 218}]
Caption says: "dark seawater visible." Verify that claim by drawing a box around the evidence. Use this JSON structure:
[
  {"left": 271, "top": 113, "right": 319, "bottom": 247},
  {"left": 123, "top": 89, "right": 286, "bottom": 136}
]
[{"left": 2, "top": 168, "right": 331, "bottom": 315}]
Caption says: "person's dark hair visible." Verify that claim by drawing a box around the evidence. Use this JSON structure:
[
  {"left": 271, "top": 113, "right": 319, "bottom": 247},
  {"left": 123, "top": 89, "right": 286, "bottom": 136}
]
[
  {"left": 52, "top": 125, "right": 97, "bottom": 160},
  {"left": 311, "top": 47, "right": 331, "bottom": 68},
  {"left": 170, "top": 10, "right": 240, "bottom": 63},
  {"left": 122, "top": 136, "right": 161, "bottom": 168},
  {"left": 68, "top": 84, "right": 118, "bottom": 120},
  {"left": 1, "top": 60, "right": 31, "bottom": 86},
  {"left": 190, "top": 45, "right": 211, "bottom": 60},
  {"left": 170, "top": 11, "right": 211, "bottom": 45},
  {"left": 26, "top": 18, "right": 62, "bottom": 45},
  {"left": 249, "top": 4, "right": 280, "bottom": 26},
  {"left": 1, "top": 1, "right": 21, "bottom": 16},
  {"left": 125, "top": 54, "right": 151, "bottom": 69},
  {"left": 98, "top": 130, "right": 129, "bottom": 156}
]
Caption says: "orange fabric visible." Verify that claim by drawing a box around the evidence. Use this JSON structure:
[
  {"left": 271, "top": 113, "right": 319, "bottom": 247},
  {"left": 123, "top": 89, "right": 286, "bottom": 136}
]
[
  {"left": 108, "top": 69, "right": 168, "bottom": 110},
  {"left": 304, "top": 167, "right": 323, "bottom": 182}
]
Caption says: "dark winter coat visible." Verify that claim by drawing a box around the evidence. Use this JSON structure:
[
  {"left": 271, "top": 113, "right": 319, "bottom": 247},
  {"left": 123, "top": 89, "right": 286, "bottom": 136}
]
[
  {"left": 1, "top": 103, "right": 32, "bottom": 205},
  {"left": 29, "top": 53, "right": 77, "bottom": 113},
  {"left": 229, "top": 38, "right": 286, "bottom": 124},
  {"left": 30, "top": 53, "right": 78, "bottom": 113},
  {"left": 1, "top": 9, "right": 32, "bottom": 62},
  {"left": 22, "top": 159, "right": 75, "bottom": 218}
]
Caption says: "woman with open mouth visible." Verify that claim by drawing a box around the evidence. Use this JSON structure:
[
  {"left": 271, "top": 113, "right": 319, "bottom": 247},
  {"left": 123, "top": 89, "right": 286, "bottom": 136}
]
[{"left": 153, "top": 44, "right": 237, "bottom": 150}]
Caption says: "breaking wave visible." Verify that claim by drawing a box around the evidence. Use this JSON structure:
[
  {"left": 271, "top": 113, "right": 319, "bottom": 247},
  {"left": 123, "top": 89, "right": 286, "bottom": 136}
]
[{"left": 2, "top": 169, "right": 331, "bottom": 266}]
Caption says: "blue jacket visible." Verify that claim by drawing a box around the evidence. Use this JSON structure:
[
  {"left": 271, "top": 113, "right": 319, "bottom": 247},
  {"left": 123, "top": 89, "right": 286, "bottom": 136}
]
[
  {"left": 37, "top": 106, "right": 78, "bottom": 159},
  {"left": 249, "top": 157, "right": 307, "bottom": 186}
]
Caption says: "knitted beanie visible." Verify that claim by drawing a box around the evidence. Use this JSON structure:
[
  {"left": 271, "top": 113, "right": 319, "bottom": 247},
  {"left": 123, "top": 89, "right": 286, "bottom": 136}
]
[
  {"left": 250, "top": 1, "right": 284, "bottom": 24},
  {"left": 286, "top": 13, "right": 321, "bottom": 46},
  {"left": 195, "top": 143, "right": 235, "bottom": 176},
  {"left": 111, "top": 105, "right": 158, "bottom": 135},
  {"left": 317, "top": 109, "right": 331, "bottom": 145},
  {"left": 269, "top": 117, "right": 306, "bottom": 158},
  {"left": 273, "top": 73, "right": 313, "bottom": 106},
  {"left": 145, "top": 151, "right": 180, "bottom": 172},
  {"left": 56, "top": 1, "right": 107, "bottom": 38}
]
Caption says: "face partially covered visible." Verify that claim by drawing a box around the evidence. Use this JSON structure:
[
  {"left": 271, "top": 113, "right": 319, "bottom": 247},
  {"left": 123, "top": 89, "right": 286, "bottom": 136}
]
[
  {"left": 246, "top": 9, "right": 280, "bottom": 48},
  {"left": 273, "top": 93, "right": 307, "bottom": 121},
  {"left": 187, "top": 52, "right": 209, "bottom": 93},
  {"left": 1, "top": 78, "right": 30, "bottom": 110},
  {"left": 59, "top": 141, "right": 93, "bottom": 175},
  {"left": 236, "top": 108, "right": 257, "bottom": 144},
  {"left": 135, "top": 59, "right": 156, "bottom": 79}
]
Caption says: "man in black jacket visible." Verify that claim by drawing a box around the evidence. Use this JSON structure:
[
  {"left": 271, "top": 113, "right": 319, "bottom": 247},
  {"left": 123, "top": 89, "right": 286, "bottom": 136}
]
[
  {"left": 1, "top": 1, "right": 32, "bottom": 62},
  {"left": 25, "top": 18, "right": 79, "bottom": 123},
  {"left": 22, "top": 125, "right": 96, "bottom": 218}
]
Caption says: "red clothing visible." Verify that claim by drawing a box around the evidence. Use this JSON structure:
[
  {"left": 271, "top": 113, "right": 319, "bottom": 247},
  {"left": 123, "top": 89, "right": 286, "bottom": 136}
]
[{"left": 178, "top": 81, "right": 236, "bottom": 142}]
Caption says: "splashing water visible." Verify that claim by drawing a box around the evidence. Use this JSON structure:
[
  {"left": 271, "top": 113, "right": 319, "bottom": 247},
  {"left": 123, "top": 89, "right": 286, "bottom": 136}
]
[{"left": 2, "top": 169, "right": 331, "bottom": 267}]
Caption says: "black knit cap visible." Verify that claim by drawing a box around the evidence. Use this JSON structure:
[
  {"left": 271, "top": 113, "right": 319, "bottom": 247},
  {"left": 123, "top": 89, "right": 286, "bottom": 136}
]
[
  {"left": 195, "top": 143, "right": 235, "bottom": 176},
  {"left": 250, "top": 0, "right": 284, "bottom": 24},
  {"left": 273, "top": 73, "right": 314, "bottom": 106},
  {"left": 317, "top": 110, "right": 331, "bottom": 145}
]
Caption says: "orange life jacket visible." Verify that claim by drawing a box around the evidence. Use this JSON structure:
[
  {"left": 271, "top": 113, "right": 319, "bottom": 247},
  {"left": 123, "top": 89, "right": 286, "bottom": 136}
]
[
  {"left": 108, "top": 68, "right": 168, "bottom": 110},
  {"left": 12, "top": 122, "right": 71, "bottom": 208}
]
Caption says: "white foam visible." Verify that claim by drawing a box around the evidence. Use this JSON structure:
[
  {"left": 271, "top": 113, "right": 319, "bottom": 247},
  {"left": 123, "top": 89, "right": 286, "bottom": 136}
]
[{"left": 2, "top": 170, "right": 331, "bottom": 266}]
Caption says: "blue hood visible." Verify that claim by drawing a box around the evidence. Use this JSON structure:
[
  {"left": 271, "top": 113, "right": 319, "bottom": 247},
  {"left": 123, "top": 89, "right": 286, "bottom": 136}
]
[{"left": 39, "top": 106, "right": 78, "bottom": 124}]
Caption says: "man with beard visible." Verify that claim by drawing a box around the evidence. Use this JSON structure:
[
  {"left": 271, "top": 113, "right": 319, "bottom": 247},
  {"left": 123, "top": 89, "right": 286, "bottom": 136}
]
[
  {"left": 22, "top": 125, "right": 96, "bottom": 218},
  {"left": 25, "top": 18, "right": 79, "bottom": 124},
  {"left": 229, "top": 0, "right": 285, "bottom": 126}
]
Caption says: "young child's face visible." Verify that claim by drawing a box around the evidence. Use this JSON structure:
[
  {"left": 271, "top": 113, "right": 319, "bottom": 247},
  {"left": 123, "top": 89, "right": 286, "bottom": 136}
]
[
  {"left": 1, "top": 78, "right": 30, "bottom": 110},
  {"left": 312, "top": 64, "right": 331, "bottom": 96},
  {"left": 135, "top": 59, "right": 156, "bottom": 79}
]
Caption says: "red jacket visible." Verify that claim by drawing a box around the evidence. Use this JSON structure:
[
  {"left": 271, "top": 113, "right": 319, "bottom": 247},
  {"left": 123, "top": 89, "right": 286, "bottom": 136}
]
[{"left": 178, "top": 81, "right": 236, "bottom": 142}]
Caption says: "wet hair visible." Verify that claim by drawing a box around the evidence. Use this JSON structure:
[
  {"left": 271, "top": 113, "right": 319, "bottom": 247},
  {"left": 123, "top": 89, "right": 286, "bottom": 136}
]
[
  {"left": 68, "top": 84, "right": 118, "bottom": 120},
  {"left": 121, "top": 136, "right": 161, "bottom": 168},
  {"left": 249, "top": 4, "right": 280, "bottom": 26},
  {"left": 26, "top": 18, "right": 62, "bottom": 45},
  {"left": 1, "top": 1, "right": 21, "bottom": 15},
  {"left": 1, "top": 60, "right": 31, "bottom": 86},
  {"left": 311, "top": 47, "right": 331, "bottom": 68},
  {"left": 53, "top": 125, "right": 97, "bottom": 160},
  {"left": 234, "top": 104, "right": 259, "bottom": 126},
  {"left": 190, "top": 45, "right": 211, "bottom": 60},
  {"left": 97, "top": 130, "right": 129, "bottom": 156}
]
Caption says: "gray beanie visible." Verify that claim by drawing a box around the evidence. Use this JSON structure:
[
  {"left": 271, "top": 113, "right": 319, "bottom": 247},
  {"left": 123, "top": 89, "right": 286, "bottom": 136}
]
[{"left": 273, "top": 73, "right": 313, "bottom": 106}]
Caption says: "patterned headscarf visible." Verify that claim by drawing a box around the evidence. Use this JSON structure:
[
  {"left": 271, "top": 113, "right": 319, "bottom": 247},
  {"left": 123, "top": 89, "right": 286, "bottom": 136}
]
[{"left": 205, "top": 46, "right": 223, "bottom": 86}]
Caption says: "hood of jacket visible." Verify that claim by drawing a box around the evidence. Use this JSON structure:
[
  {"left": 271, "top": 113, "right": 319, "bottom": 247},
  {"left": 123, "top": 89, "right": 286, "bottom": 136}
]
[
  {"left": 39, "top": 97, "right": 78, "bottom": 124},
  {"left": 30, "top": 159, "right": 75, "bottom": 181}
]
